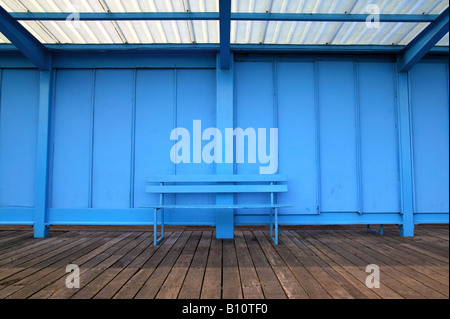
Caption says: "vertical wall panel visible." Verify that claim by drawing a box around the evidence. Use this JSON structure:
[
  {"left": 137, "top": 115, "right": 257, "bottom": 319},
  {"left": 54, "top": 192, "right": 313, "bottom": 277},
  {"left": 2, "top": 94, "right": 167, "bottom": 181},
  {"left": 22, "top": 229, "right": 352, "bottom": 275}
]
[
  {"left": 134, "top": 69, "right": 175, "bottom": 208},
  {"left": 51, "top": 70, "right": 93, "bottom": 208},
  {"left": 0, "top": 69, "right": 39, "bottom": 207},
  {"left": 277, "top": 62, "right": 318, "bottom": 214},
  {"left": 235, "top": 62, "right": 274, "bottom": 216},
  {"left": 318, "top": 61, "right": 358, "bottom": 212},
  {"left": 173, "top": 69, "right": 216, "bottom": 223},
  {"left": 92, "top": 70, "right": 134, "bottom": 208},
  {"left": 410, "top": 63, "right": 449, "bottom": 213},
  {"left": 176, "top": 69, "right": 216, "bottom": 176},
  {"left": 358, "top": 63, "right": 400, "bottom": 213}
]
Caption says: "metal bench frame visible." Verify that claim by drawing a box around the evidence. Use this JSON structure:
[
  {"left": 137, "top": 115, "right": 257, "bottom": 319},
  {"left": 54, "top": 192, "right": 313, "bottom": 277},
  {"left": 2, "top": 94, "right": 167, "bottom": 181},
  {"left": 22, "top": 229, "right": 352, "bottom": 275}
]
[{"left": 145, "top": 175, "right": 290, "bottom": 245}]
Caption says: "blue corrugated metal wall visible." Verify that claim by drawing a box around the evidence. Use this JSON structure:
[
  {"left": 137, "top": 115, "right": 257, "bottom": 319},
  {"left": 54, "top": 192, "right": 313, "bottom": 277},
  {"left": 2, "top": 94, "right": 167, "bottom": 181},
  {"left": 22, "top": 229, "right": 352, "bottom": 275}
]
[
  {"left": 0, "top": 58, "right": 448, "bottom": 228},
  {"left": 236, "top": 60, "right": 403, "bottom": 225},
  {"left": 410, "top": 63, "right": 449, "bottom": 214},
  {"left": 0, "top": 69, "right": 39, "bottom": 208}
]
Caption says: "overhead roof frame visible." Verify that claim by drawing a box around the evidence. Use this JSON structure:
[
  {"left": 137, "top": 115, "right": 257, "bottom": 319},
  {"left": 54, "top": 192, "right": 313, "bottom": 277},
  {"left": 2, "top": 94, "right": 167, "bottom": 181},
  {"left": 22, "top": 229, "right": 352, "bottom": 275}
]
[
  {"left": 0, "top": 1, "right": 448, "bottom": 71},
  {"left": 398, "top": 7, "right": 449, "bottom": 72},
  {"left": 0, "top": 5, "right": 51, "bottom": 70}
]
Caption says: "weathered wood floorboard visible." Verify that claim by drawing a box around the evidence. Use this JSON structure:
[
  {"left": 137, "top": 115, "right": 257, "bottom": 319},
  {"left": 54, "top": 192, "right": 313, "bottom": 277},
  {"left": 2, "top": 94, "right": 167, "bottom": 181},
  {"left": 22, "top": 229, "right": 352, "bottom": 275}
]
[{"left": 0, "top": 225, "right": 446, "bottom": 299}]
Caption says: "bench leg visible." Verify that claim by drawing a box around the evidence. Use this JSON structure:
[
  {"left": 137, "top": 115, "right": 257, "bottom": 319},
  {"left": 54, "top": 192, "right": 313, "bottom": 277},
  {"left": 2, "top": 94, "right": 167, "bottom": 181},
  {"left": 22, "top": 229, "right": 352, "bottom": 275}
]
[
  {"left": 275, "top": 207, "right": 279, "bottom": 245},
  {"left": 270, "top": 207, "right": 279, "bottom": 245},
  {"left": 270, "top": 207, "right": 273, "bottom": 238},
  {"left": 367, "top": 224, "right": 383, "bottom": 235},
  {"left": 161, "top": 208, "right": 164, "bottom": 238},
  {"left": 154, "top": 208, "right": 165, "bottom": 245}
]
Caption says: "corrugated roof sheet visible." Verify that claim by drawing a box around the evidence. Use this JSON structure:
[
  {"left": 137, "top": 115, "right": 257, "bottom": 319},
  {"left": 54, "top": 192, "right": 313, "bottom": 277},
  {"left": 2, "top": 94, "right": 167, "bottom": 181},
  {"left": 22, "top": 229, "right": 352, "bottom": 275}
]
[{"left": 0, "top": 0, "right": 448, "bottom": 46}]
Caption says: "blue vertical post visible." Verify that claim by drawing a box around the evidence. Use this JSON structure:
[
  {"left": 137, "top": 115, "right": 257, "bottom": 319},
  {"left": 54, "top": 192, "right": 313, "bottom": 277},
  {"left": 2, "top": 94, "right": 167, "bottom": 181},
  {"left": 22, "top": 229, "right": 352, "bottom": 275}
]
[
  {"left": 219, "top": 0, "right": 231, "bottom": 70},
  {"left": 215, "top": 52, "right": 234, "bottom": 239},
  {"left": 396, "top": 71, "right": 414, "bottom": 237},
  {"left": 34, "top": 70, "right": 53, "bottom": 238}
]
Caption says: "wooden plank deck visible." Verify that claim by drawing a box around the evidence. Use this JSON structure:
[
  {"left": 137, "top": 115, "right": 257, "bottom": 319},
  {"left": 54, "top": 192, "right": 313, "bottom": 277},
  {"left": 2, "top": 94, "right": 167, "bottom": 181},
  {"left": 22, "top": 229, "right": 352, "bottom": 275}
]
[{"left": 0, "top": 225, "right": 447, "bottom": 299}]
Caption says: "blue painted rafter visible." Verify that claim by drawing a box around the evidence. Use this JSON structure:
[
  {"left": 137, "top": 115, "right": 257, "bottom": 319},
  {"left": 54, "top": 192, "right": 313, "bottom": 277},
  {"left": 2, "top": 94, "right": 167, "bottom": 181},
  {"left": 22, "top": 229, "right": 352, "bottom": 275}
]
[
  {"left": 398, "top": 7, "right": 449, "bottom": 73},
  {"left": 2, "top": 43, "right": 448, "bottom": 55},
  {"left": 219, "top": 0, "right": 231, "bottom": 69},
  {"left": 0, "top": 6, "right": 51, "bottom": 70},
  {"left": 8, "top": 12, "right": 440, "bottom": 23}
]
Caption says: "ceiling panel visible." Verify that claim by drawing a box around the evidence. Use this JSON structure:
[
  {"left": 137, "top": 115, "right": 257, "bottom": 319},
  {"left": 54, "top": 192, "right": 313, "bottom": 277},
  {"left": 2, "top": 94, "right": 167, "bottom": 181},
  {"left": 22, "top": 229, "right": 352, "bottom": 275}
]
[{"left": 0, "top": 0, "right": 447, "bottom": 46}]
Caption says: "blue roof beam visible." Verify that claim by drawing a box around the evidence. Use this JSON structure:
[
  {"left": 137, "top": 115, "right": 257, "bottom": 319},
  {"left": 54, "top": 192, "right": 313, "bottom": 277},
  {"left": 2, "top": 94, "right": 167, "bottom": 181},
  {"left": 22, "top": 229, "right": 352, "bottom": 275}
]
[
  {"left": 398, "top": 7, "right": 449, "bottom": 73},
  {"left": 0, "top": 6, "right": 51, "bottom": 70},
  {"left": 219, "top": 0, "right": 231, "bottom": 69},
  {"left": 9, "top": 12, "right": 440, "bottom": 23},
  {"left": 1, "top": 43, "right": 448, "bottom": 56},
  {"left": 232, "top": 13, "right": 440, "bottom": 23}
]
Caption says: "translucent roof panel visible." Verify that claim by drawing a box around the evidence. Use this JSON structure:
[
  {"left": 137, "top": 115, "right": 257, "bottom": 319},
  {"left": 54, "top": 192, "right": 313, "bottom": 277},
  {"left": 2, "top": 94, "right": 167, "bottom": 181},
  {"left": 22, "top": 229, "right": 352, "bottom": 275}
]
[
  {"left": 15, "top": 20, "right": 219, "bottom": 44},
  {"left": 0, "top": 0, "right": 448, "bottom": 46},
  {"left": 0, "top": 32, "right": 10, "bottom": 44},
  {"left": 0, "top": 0, "right": 219, "bottom": 44},
  {"left": 231, "top": 0, "right": 448, "bottom": 14},
  {"left": 230, "top": 21, "right": 433, "bottom": 46},
  {"left": 230, "top": 0, "right": 449, "bottom": 45},
  {"left": 0, "top": 0, "right": 219, "bottom": 13}
]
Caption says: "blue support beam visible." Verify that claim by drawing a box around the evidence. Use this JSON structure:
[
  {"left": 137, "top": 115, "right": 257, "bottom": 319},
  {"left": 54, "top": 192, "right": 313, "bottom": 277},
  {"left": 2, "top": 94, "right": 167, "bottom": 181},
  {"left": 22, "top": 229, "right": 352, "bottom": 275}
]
[
  {"left": 2, "top": 43, "right": 447, "bottom": 56},
  {"left": 44, "top": 209, "right": 405, "bottom": 226},
  {"left": 232, "top": 13, "right": 439, "bottom": 23},
  {"left": 9, "top": 12, "right": 439, "bottom": 23},
  {"left": 0, "top": 6, "right": 51, "bottom": 70},
  {"left": 34, "top": 70, "right": 53, "bottom": 237},
  {"left": 10, "top": 11, "right": 218, "bottom": 21},
  {"left": 219, "top": 0, "right": 231, "bottom": 69},
  {"left": 215, "top": 52, "right": 234, "bottom": 238},
  {"left": 398, "top": 7, "right": 449, "bottom": 73},
  {"left": 396, "top": 71, "right": 414, "bottom": 237}
]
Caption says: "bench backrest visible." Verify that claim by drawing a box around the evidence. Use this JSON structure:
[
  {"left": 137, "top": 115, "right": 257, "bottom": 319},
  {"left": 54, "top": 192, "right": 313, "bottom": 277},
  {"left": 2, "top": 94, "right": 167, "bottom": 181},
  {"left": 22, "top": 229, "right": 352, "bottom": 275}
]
[{"left": 145, "top": 174, "right": 287, "bottom": 194}]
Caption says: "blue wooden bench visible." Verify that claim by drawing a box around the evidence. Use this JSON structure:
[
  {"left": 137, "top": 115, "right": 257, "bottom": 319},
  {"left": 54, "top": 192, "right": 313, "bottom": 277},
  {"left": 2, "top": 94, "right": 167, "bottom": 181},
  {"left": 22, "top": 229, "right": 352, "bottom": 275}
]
[{"left": 145, "top": 175, "right": 290, "bottom": 245}]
